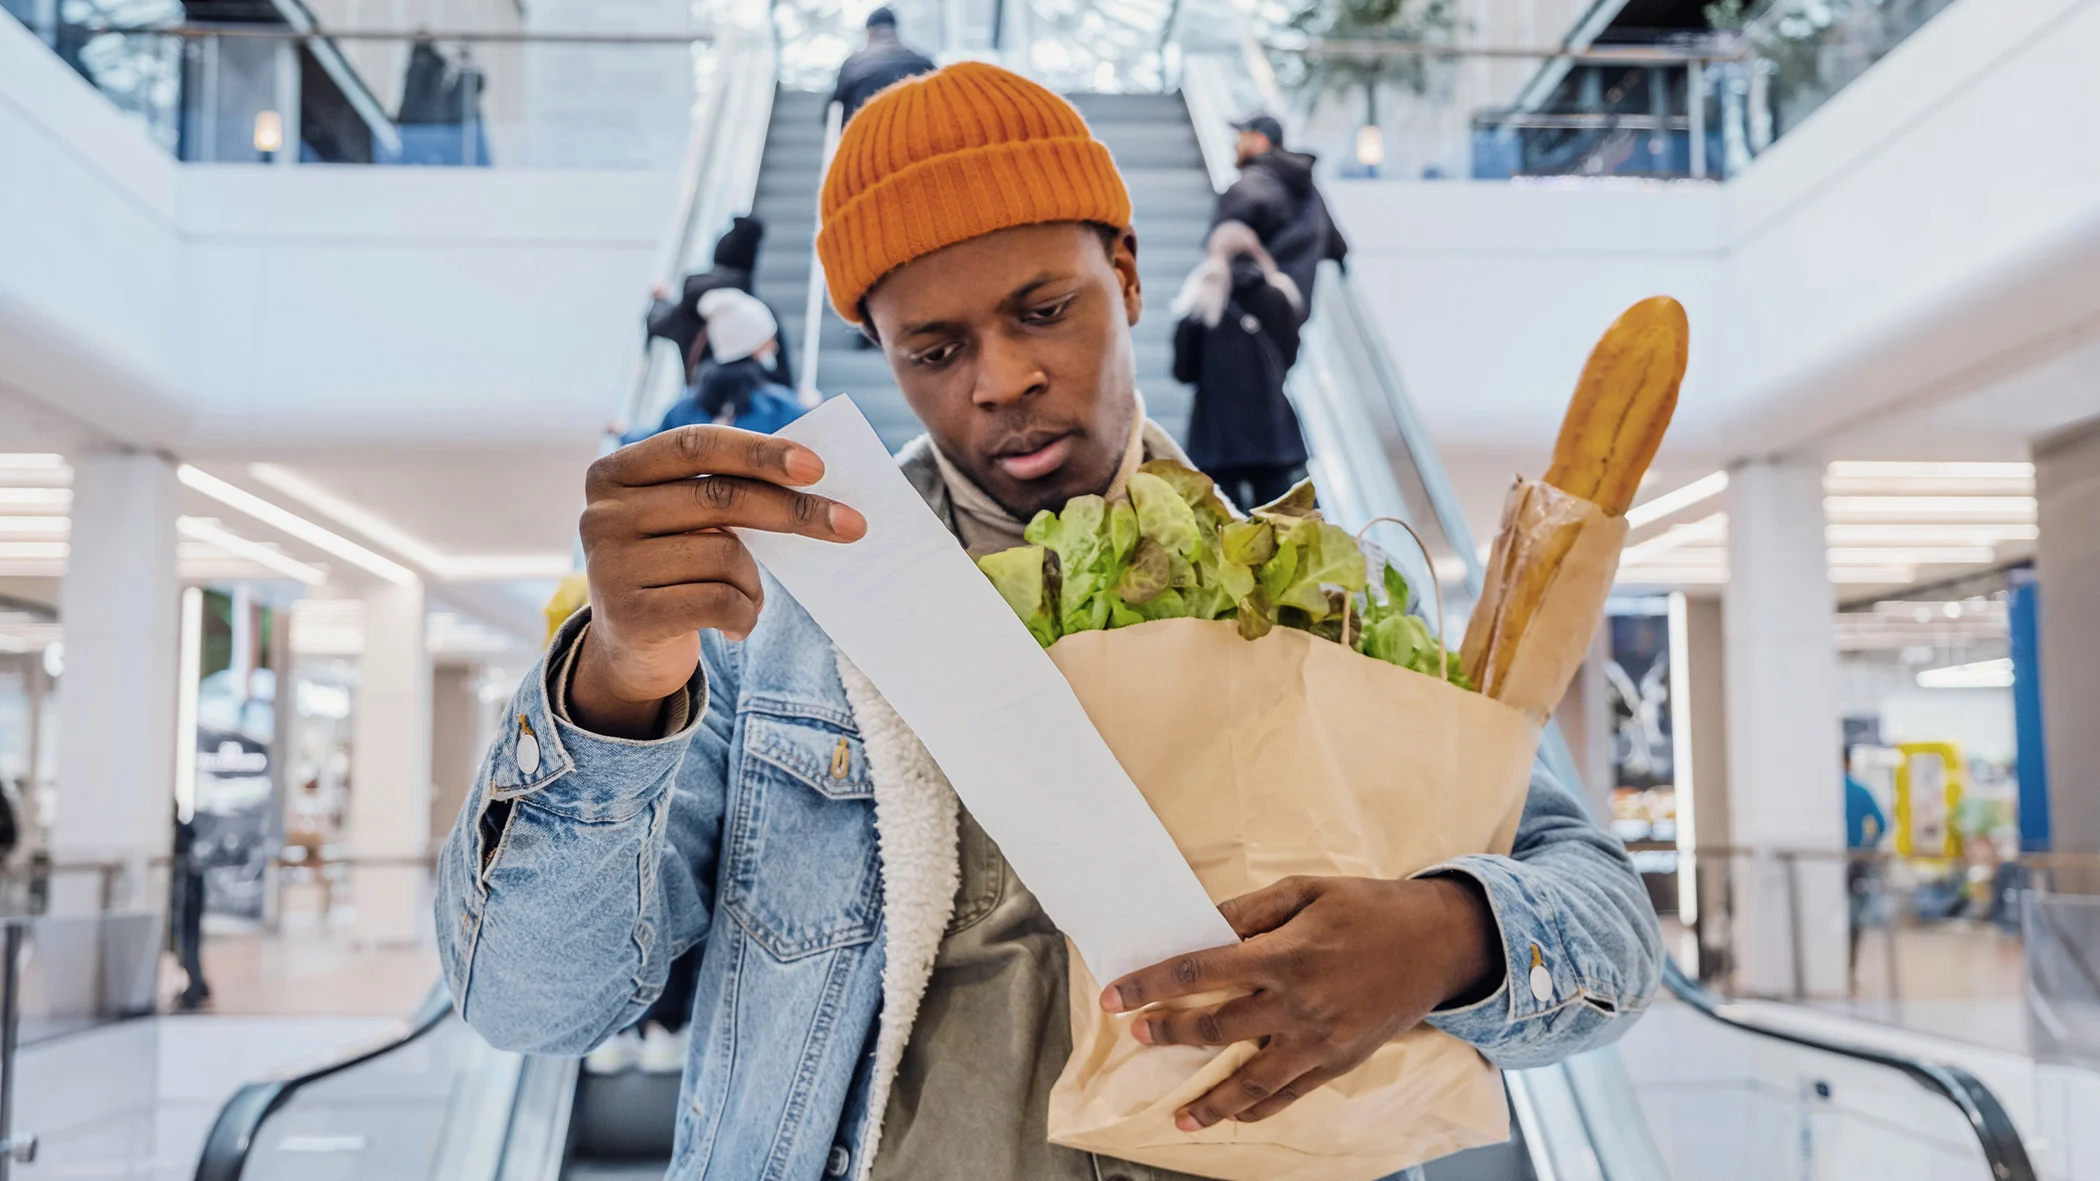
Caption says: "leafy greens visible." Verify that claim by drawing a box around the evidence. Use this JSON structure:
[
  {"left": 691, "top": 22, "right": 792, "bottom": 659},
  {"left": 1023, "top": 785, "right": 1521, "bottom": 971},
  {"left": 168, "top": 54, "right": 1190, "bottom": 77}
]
[{"left": 976, "top": 461, "right": 1475, "bottom": 689}]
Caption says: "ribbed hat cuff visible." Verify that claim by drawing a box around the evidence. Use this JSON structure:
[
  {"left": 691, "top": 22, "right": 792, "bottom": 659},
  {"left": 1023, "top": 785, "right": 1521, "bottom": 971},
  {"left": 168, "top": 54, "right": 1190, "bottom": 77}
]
[{"left": 819, "top": 135, "right": 1132, "bottom": 322}]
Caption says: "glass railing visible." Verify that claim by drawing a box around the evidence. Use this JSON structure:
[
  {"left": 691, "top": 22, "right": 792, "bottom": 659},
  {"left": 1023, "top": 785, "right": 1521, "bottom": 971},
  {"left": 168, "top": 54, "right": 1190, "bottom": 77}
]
[
  {"left": 3, "top": 910, "right": 167, "bottom": 1177},
  {"left": 1713, "top": 0, "right": 1962, "bottom": 145},
  {"left": 3, "top": 11, "right": 714, "bottom": 169},
  {"left": 618, "top": 15, "right": 778, "bottom": 441},
  {"left": 753, "top": 0, "right": 1957, "bottom": 182}
]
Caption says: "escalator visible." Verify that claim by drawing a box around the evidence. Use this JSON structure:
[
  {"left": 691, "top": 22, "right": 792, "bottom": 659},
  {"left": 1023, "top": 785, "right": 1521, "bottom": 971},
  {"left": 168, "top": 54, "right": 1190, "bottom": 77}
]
[{"left": 194, "top": 45, "right": 2040, "bottom": 1181}]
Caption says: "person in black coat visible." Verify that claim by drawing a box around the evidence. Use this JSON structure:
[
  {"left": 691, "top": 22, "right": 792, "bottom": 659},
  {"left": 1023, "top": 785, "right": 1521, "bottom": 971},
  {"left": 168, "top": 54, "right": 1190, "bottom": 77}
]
[
  {"left": 1171, "top": 220, "right": 1309, "bottom": 513},
  {"left": 1213, "top": 114, "right": 1349, "bottom": 322},
  {"left": 829, "top": 7, "right": 938, "bottom": 123},
  {"left": 644, "top": 215, "right": 795, "bottom": 392}
]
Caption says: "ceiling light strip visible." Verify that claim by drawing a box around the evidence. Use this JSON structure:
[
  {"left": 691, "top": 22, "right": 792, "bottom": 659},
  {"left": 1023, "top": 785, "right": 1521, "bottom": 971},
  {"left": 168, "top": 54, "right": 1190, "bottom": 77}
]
[
  {"left": 176, "top": 465, "right": 415, "bottom": 586},
  {"left": 1824, "top": 496, "right": 2036, "bottom": 518},
  {"left": 1621, "top": 513, "right": 1727, "bottom": 565},
  {"left": 248, "top": 464, "right": 572, "bottom": 582},
  {"left": 1624, "top": 472, "right": 1729, "bottom": 529},
  {"left": 1826, "top": 461, "right": 2034, "bottom": 479},
  {"left": 177, "top": 517, "right": 328, "bottom": 585}
]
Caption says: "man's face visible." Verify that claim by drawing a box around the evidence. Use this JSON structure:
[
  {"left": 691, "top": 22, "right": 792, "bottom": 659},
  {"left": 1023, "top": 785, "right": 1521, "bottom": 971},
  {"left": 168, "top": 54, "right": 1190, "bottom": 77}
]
[
  {"left": 1234, "top": 129, "right": 1272, "bottom": 166},
  {"left": 863, "top": 222, "right": 1143, "bottom": 519}
]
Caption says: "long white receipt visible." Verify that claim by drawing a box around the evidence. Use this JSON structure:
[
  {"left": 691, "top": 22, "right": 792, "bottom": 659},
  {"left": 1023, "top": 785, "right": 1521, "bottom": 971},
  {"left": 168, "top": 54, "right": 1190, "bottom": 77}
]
[{"left": 735, "top": 397, "right": 1238, "bottom": 984}]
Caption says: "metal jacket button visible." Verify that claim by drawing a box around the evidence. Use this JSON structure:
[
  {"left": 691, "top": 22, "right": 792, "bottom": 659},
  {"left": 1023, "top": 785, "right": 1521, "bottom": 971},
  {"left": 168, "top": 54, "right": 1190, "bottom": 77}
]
[{"left": 515, "top": 714, "right": 541, "bottom": 776}]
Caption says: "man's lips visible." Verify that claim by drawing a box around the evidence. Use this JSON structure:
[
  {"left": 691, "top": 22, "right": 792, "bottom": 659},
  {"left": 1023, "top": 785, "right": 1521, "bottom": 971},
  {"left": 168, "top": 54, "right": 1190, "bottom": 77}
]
[{"left": 992, "top": 433, "right": 1075, "bottom": 482}]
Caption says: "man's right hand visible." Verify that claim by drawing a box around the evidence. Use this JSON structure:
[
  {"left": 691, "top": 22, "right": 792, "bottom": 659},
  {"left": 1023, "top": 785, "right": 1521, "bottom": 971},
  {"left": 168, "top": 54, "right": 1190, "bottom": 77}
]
[{"left": 571, "top": 426, "right": 866, "bottom": 738}]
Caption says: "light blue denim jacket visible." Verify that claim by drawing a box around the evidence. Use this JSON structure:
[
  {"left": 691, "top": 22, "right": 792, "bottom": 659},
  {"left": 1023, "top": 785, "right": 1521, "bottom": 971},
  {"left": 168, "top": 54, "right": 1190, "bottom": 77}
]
[{"left": 436, "top": 449, "right": 1662, "bottom": 1181}]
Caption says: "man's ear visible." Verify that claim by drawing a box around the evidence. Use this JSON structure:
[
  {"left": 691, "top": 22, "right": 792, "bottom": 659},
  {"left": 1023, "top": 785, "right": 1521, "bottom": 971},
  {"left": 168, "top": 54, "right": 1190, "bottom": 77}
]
[{"left": 1112, "top": 227, "right": 1142, "bottom": 327}]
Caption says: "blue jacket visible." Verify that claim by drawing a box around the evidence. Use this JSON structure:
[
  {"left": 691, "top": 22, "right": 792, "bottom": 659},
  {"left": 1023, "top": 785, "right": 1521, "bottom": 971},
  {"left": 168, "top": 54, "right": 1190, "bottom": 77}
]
[{"left": 435, "top": 438, "right": 1661, "bottom": 1181}]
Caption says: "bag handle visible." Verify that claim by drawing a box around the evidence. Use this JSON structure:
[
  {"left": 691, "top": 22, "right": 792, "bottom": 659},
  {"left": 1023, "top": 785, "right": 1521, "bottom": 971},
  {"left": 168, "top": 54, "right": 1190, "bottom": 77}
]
[{"left": 1341, "top": 516, "right": 1449, "bottom": 683}]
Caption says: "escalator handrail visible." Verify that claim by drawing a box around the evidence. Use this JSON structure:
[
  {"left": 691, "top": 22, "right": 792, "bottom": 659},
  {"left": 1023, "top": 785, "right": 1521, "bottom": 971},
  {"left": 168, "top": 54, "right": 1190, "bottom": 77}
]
[
  {"left": 191, "top": 981, "right": 455, "bottom": 1181},
  {"left": 1661, "top": 959, "right": 2037, "bottom": 1181}
]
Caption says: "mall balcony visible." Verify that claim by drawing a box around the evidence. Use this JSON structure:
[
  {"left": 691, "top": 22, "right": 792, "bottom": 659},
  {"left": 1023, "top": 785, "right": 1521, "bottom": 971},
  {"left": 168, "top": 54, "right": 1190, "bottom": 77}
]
[{"left": 1, "top": 0, "right": 2097, "bottom": 1176}]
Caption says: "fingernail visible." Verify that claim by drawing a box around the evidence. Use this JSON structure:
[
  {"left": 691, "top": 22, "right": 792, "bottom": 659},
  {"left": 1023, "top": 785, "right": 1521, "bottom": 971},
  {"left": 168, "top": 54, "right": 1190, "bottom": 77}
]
[
  {"left": 1100, "top": 986, "right": 1123, "bottom": 1012},
  {"left": 783, "top": 448, "right": 823, "bottom": 484},
  {"left": 1132, "top": 1020, "right": 1153, "bottom": 1045},
  {"left": 829, "top": 504, "right": 866, "bottom": 539},
  {"left": 1175, "top": 1112, "right": 1202, "bottom": 1133}
]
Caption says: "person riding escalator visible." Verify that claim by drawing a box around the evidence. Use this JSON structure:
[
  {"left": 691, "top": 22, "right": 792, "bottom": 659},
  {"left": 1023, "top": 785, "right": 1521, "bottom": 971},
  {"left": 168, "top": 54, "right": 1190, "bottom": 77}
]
[{"left": 1169, "top": 220, "right": 1309, "bottom": 513}]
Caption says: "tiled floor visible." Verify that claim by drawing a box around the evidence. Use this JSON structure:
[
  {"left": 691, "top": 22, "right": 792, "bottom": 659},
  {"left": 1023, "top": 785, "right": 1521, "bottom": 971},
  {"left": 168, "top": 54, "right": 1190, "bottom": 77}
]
[
  {"left": 162, "top": 922, "right": 441, "bottom": 1018},
  {"left": 1663, "top": 915, "right": 2032, "bottom": 1052}
]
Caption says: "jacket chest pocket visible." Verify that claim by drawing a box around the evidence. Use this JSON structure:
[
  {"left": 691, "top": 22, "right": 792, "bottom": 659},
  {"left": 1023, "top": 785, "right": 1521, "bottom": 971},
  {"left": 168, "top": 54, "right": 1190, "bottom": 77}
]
[{"left": 724, "top": 711, "right": 883, "bottom": 961}]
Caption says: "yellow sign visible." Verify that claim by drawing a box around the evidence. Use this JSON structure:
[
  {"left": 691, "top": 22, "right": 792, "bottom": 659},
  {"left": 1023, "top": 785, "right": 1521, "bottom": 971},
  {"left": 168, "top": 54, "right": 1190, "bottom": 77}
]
[{"left": 1893, "top": 741, "right": 1963, "bottom": 858}]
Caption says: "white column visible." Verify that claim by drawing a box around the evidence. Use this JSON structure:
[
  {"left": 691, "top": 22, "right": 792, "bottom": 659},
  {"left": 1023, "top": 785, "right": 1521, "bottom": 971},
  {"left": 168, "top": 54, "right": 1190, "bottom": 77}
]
[
  {"left": 2036, "top": 421, "right": 2100, "bottom": 889},
  {"left": 348, "top": 580, "right": 432, "bottom": 945},
  {"left": 55, "top": 449, "right": 181, "bottom": 912},
  {"left": 1722, "top": 458, "right": 1847, "bottom": 997}
]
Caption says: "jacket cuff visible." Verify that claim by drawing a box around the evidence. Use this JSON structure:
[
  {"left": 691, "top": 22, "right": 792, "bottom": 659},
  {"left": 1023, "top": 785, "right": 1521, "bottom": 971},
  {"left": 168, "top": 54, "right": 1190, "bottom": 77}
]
[
  {"left": 1413, "top": 854, "right": 1578, "bottom": 1047},
  {"left": 484, "top": 607, "right": 707, "bottom": 822}
]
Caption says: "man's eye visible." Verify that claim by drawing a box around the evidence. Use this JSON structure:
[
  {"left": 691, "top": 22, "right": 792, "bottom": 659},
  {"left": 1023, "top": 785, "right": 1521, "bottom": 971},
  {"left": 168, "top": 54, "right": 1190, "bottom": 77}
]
[
  {"left": 1023, "top": 296, "right": 1076, "bottom": 324},
  {"left": 913, "top": 341, "right": 961, "bottom": 368}
]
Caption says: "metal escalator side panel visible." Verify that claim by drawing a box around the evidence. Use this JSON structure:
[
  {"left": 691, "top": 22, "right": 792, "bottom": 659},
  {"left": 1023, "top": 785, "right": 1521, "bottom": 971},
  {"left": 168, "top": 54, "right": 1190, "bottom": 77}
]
[
  {"left": 496, "top": 1055, "right": 581, "bottom": 1181},
  {"left": 1506, "top": 1067, "right": 1600, "bottom": 1181},
  {"left": 1660, "top": 960, "right": 2038, "bottom": 1181},
  {"left": 427, "top": 1034, "right": 527, "bottom": 1181},
  {"left": 193, "top": 981, "right": 456, "bottom": 1181}
]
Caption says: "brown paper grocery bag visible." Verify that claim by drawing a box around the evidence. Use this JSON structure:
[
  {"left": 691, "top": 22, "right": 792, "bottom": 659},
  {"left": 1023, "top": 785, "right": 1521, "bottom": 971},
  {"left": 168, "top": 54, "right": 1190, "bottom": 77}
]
[
  {"left": 1043, "top": 619, "right": 1541, "bottom": 1181},
  {"left": 1460, "top": 479, "right": 1628, "bottom": 716}
]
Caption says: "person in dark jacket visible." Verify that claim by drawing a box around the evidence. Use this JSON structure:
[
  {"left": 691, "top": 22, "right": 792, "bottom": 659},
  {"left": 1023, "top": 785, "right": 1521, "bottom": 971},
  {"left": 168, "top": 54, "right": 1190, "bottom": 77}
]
[
  {"left": 1213, "top": 113, "right": 1349, "bottom": 322},
  {"left": 171, "top": 808, "right": 210, "bottom": 1010},
  {"left": 829, "top": 7, "right": 937, "bottom": 123},
  {"left": 645, "top": 215, "right": 795, "bottom": 392},
  {"left": 1172, "top": 220, "right": 1308, "bottom": 512}
]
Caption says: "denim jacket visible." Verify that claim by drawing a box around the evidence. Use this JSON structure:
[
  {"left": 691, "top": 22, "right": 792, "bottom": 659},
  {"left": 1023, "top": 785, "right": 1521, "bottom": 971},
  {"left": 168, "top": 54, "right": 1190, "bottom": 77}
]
[{"left": 435, "top": 441, "right": 1662, "bottom": 1181}]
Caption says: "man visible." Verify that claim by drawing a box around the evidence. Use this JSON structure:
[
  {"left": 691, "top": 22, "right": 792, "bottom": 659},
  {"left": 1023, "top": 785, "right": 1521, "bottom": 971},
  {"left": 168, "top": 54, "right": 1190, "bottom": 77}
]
[
  {"left": 829, "top": 6, "right": 937, "bottom": 123},
  {"left": 438, "top": 63, "right": 1659, "bottom": 1181},
  {"left": 1844, "top": 756, "right": 1888, "bottom": 991},
  {"left": 1214, "top": 113, "right": 1349, "bottom": 322}
]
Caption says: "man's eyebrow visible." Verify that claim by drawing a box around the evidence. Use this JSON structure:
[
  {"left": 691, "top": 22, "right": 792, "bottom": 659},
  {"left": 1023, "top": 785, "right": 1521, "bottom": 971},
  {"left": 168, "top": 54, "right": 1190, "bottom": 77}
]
[
  {"left": 1004, "top": 272, "right": 1071, "bottom": 307},
  {"left": 895, "top": 272, "right": 1079, "bottom": 337},
  {"left": 895, "top": 312, "right": 968, "bottom": 339}
]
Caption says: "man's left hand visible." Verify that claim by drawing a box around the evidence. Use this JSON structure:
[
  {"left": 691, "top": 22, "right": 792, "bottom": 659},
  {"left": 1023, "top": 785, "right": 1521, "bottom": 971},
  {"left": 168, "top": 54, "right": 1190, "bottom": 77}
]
[{"left": 1100, "top": 874, "right": 1500, "bottom": 1131}]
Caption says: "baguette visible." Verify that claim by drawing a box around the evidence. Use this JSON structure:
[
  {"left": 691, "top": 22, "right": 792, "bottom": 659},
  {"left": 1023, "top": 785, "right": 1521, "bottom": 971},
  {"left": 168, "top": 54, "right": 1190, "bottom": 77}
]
[
  {"left": 1467, "top": 297, "right": 1689, "bottom": 695},
  {"left": 1543, "top": 296, "right": 1689, "bottom": 515}
]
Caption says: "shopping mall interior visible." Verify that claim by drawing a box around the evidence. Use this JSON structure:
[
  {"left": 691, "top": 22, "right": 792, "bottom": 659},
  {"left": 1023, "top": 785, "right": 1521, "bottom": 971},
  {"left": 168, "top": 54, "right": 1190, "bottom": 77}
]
[{"left": 3, "top": 0, "right": 2099, "bottom": 1176}]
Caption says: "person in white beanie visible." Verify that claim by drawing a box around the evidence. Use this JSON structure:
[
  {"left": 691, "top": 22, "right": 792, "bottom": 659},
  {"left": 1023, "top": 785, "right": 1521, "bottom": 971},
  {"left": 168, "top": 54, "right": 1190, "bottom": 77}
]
[
  {"left": 695, "top": 288, "right": 781, "bottom": 367},
  {"left": 622, "top": 289, "right": 807, "bottom": 444}
]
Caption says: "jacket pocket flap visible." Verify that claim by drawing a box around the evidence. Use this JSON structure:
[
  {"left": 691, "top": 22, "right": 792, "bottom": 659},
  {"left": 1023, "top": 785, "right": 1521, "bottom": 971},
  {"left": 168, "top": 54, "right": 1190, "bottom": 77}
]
[{"left": 743, "top": 713, "right": 872, "bottom": 800}]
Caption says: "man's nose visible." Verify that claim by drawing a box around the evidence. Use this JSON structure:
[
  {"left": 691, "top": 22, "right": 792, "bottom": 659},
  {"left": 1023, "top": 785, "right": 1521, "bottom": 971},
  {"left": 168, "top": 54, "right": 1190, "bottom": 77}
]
[{"left": 971, "top": 330, "right": 1048, "bottom": 408}]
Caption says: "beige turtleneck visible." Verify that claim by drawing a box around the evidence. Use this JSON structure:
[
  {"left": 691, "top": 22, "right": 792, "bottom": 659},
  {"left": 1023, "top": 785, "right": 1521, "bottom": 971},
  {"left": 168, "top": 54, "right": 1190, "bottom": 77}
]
[{"left": 928, "top": 390, "right": 1183, "bottom": 556}]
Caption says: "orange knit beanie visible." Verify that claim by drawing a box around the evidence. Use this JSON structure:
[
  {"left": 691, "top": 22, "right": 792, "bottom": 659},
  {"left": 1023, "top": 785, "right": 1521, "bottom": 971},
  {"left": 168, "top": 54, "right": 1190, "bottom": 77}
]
[{"left": 816, "top": 62, "right": 1133, "bottom": 323}]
